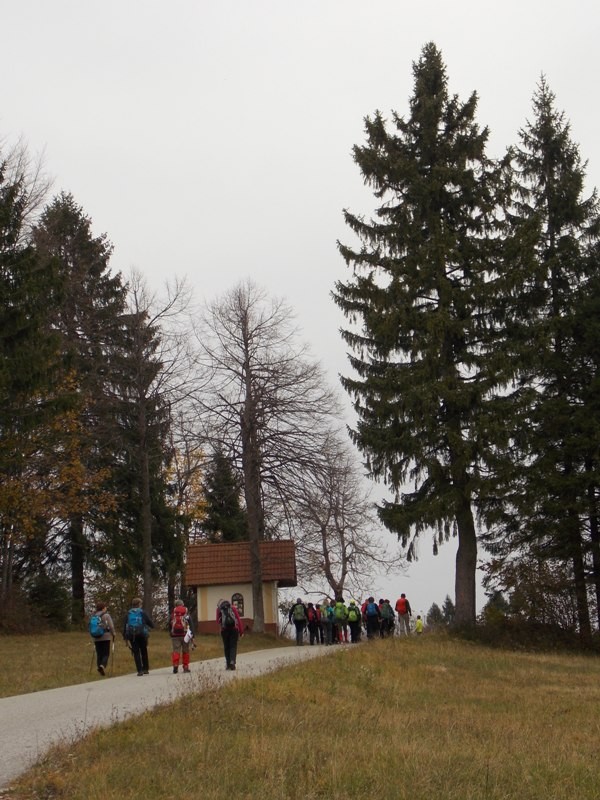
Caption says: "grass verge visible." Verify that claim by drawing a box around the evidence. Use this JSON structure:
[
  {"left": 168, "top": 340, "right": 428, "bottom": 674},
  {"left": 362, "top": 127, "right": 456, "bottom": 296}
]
[
  {"left": 0, "top": 630, "right": 293, "bottom": 698},
  {"left": 6, "top": 634, "right": 600, "bottom": 799}
]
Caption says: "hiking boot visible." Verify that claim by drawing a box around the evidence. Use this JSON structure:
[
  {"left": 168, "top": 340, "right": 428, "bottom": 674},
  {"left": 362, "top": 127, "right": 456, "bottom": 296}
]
[
  {"left": 143, "top": 670, "right": 149, "bottom": 675},
  {"left": 97, "top": 665, "right": 105, "bottom": 676},
  {"left": 137, "top": 671, "right": 144, "bottom": 676},
  {"left": 173, "top": 666, "right": 178, "bottom": 674},
  {"left": 230, "top": 664, "right": 236, "bottom": 671},
  {"left": 183, "top": 666, "right": 190, "bottom": 673}
]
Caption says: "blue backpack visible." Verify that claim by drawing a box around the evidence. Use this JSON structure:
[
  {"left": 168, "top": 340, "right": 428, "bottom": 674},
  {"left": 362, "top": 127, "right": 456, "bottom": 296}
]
[
  {"left": 89, "top": 613, "right": 107, "bottom": 639},
  {"left": 366, "top": 602, "right": 379, "bottom": 617},
  {"left": 125, "top": 608, "right": 147, "bottom": 639}
]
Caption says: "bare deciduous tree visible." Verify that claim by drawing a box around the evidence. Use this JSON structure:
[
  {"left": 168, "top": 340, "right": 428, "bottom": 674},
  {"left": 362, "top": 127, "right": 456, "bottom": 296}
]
[
  {"left": 1, "top": 135, "right": 51, "bottom": 238},
  {"left": 291, "top": 433, "right": 405, "bottom": 600},
  {"left": 194, "top": 280, "right": 339, "bottom": 632}
]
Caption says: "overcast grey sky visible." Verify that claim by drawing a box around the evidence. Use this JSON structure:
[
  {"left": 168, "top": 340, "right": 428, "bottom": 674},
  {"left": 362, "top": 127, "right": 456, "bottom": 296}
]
[{"left": 2, "top": 1, "right": 599, "bottom": 613}]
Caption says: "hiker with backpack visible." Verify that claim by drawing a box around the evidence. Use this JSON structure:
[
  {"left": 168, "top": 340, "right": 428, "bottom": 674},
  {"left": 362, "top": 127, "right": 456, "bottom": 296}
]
[
  {"left": 122, "top": 597, "right": 154, "bottom": 676},
  {"left": 395, "top": 593, "right": 412, "bottom": 635},
  {"left": 320, "top": 599, "right": 334, "bottom": 645},
  {"left": 346, "top": 599, "right": 362, "bottom": 643},
  {"left": 315, "top": 604, "right": 326, "bottom": 644},
  {"left": 170, "top": 598, "right": 194, "bottom": 674},
  {"left": 333, "top": 597, "right": 349, "bottom": 643},
  {"left": 217, "top": 598, "right": 243, "bottom": 670},
  {"left": 306, "top": 602, "right": 320, "bottom": 645},
  {"left": 88, "top": 601, "right": 116, "bottom": 676},
  {"left": 289, "top": 597, "right": 308, "bottom": 645},
  {"left": 363, "top": 596, "right": 381, "bottom": 640},
  {"left": 379, "top": 598, "right": 395, "bottom": 638}
]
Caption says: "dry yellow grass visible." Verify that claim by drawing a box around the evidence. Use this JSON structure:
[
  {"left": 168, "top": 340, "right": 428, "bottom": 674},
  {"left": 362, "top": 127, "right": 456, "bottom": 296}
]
[{"left": 6, "top": 634, "right": 600, "bottom": 799}]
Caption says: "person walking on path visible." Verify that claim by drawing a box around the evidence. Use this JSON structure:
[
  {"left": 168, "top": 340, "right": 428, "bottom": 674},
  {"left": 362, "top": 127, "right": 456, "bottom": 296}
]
[
  {"left": 395, "top": 593, "right": 412, "bottom": 635},
  {"left": 217, "top": 598, "right": 244, "bottom": 670},
  {"left": 89, "top": 601, "right": 115, "bottom": 676},
  {"left": 347, "top": 600, "right": 362, "bottom": 643},
  {"left": 170, "top": 598, "right": 194, "bottom": 673},
  {"left": 123, "top": 597, "right": 154, "bottom": 676},
  {"left": 306, "top": 602, "right": 320, "bottom": 645},
  {"left": 315, "top": 604, "right": 326, "bottom": 644},
  {"left": 363, "top": 596, "right": 381, "bottom": 640},
  {"left": 289, "top": 597, "right": 308, "bottom": 645},
  {"left": 320, "top": 599, "right": 334, "bottom": 645},
  {"left": 333, "top": 597, "right": 349, "bottom": 643},
  {"left": 379, "top": 598, "right": 395, "bottom": 638}
]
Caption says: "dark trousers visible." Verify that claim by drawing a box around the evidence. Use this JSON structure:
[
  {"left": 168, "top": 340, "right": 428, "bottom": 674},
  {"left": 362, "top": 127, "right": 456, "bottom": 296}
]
[
  {"left": 348, "top": 620, "right": 361, "bottom": 643},
  {"left": 221, "top": 628, "right": 239, "bottom": 667},
  {"left": 130, "top": 636, "right": 149, "bottom": 672},
  {"left": 366, "top": 616, "right": 379, "bottom": 639},
  {"left": 293, "top": 620, "right": 306, "bottom": 645},
  {"left": 95, "top": 639, "right": 110, "bottom": 669}
]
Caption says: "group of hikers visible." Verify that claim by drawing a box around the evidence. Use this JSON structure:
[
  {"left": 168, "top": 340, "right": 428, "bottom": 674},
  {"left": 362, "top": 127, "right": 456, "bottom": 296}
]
[
  {"left": 287, "top": 594, "right": 424, "bottom": 645},
  {"left": 89, "top": 592, "right": 423, "bottom": 677},
  {"left": 88, "top": 596, "right": 244, "bottom": 676}
]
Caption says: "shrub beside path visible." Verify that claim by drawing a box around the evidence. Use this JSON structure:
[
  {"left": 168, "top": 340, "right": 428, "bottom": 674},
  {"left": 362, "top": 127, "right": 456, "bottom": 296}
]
[{"left": 0, "top": 644, "right": 335, "bottom": 789}]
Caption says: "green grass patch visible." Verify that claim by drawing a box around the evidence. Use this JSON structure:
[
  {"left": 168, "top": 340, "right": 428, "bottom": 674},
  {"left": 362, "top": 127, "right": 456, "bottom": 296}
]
[
  {"left": 0, "top": 630, "right": 293, "bottom": 697},
  {"left": 6, "top": 635, "right": 600, "bottom": 799}
]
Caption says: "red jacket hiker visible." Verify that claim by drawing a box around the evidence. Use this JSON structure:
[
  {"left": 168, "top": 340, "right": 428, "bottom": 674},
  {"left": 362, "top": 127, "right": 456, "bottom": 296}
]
[
  {"left": 170, "top": 600, "right": 193, "bottom": 673},
  {"left": 395, "top": 594, "right": 412, "bottom": 635}
]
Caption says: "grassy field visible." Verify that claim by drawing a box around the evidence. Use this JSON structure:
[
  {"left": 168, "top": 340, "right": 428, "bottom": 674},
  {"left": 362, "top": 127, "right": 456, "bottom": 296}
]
[
  {"left": 0, "top": 629, "right": 293, "bottom": 698},
  {"left": 4, "top": 633, "right": 600, "bottom": 799}
]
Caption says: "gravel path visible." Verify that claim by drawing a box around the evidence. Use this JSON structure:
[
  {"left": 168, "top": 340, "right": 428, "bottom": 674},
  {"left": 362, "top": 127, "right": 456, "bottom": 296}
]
[{"left": 0, "top": 645, "right": 334, "bottom": 789}]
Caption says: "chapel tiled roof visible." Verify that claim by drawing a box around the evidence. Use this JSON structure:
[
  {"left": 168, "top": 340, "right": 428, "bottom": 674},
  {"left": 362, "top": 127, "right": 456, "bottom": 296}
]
[{"left": 185, "top": 540, "right": 297, "bottom": 588}]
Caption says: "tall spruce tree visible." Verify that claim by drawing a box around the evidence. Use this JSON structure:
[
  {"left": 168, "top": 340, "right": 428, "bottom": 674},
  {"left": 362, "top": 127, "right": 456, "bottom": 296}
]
[
  {"left": 488, "top": 79, "right": 600, "bottom": 643},
  {"left": 333, "top": 43, "right": 510, "bottom": 625},
  {"left": 32, "top": 192, "right": 127, "bottom": 623},
  {"left": 0, "top": 157, "right": 63, "bottom": 607}
]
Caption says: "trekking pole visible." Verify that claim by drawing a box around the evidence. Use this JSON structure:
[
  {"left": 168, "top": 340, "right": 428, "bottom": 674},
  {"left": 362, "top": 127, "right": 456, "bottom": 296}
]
[{"left": 125, "top": 638, "right": 135, "bottom": 666}]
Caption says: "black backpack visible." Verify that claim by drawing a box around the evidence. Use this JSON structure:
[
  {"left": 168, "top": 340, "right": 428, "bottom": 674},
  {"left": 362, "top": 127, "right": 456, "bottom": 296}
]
[{"left": 220, "top": 601, "right": 237, "bottom": 629}]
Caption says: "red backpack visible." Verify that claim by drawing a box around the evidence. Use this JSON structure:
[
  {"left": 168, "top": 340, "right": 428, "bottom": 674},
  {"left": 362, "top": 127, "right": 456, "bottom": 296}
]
[
  {"left": 396, "top": 597, "right": 407, "bottom": 615},
  {"left": 170, "top": 606, "right": 188, "bottom": 636}
]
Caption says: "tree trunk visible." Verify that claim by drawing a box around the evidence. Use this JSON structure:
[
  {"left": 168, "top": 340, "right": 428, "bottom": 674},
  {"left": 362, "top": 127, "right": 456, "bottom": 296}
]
[
  {"left": 244, "top": 461, "right": 265, "bottom": 632},
  {"left": 1, "top": 529, "right": 12, "bottom": 599},
  {"left": 454, "top": 492, "right": 478, "bottom": 626},
  {"left": 167, "top": 574, "right": 176, "bottom": 617},
  {"left": 567, "top": 511, "right": 592, "bottom": 646},
  {"left": 138, "top": 406, "right": 154, "bottom": 618},
  {"left": 69, "top": 516, "right": 86, "bottom": 625},
  {"left": 241, "top": 406, "right": 265, "bottom": 633},
  {"left": 586, "top": 475, "right": 600, "bottom": 630}
]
